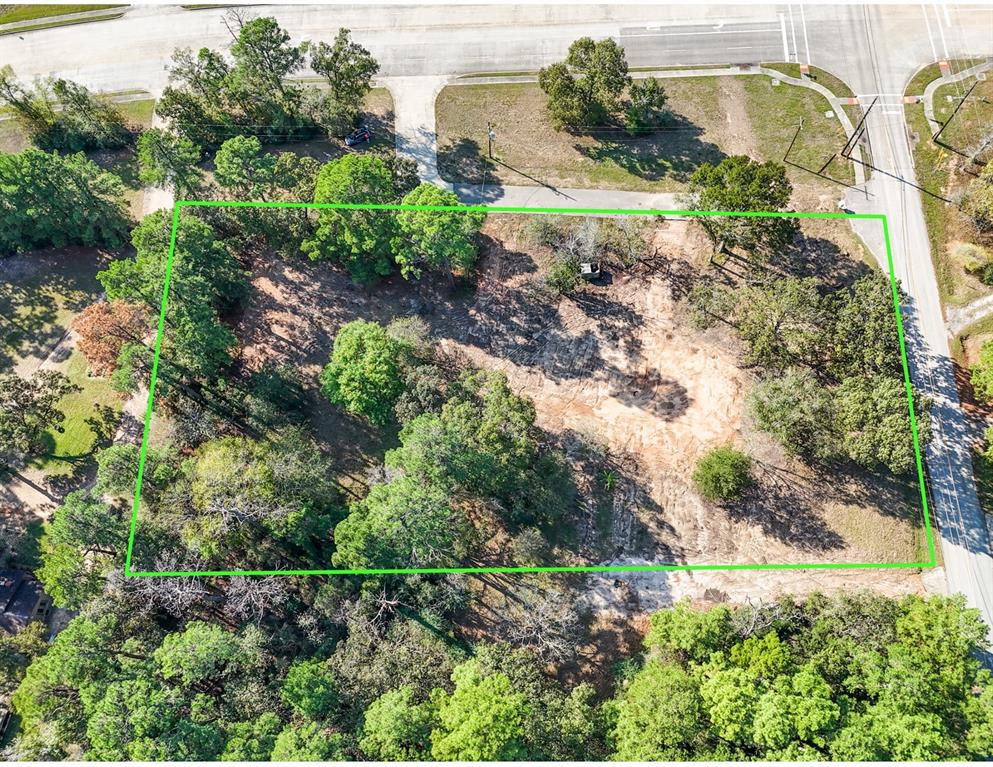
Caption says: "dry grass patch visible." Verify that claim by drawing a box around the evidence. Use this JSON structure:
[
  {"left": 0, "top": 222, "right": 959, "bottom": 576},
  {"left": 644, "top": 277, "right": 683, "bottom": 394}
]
[{"left": 436, "top": 75, "right": 854, "bottom": 195}]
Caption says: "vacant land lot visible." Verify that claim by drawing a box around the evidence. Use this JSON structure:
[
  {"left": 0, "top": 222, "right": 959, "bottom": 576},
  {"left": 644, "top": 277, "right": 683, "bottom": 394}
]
[
  {"left": 436, "top": 74, "right": 853, "bottom": 196},
  {"left": 183, "top": 212, "right": 928, "bottom": 576}
]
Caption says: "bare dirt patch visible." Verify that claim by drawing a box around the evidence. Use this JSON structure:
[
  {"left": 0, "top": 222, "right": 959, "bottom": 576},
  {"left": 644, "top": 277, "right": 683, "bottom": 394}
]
[
  {"left": 716, "top": 77, "right": 760, "bottom": 157},
  {"left": 232, "top": 214, "right": 926, "bottom": 577}
]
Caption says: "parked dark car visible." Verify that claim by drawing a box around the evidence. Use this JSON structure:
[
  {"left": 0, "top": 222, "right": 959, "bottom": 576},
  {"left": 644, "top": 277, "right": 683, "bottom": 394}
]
[{"left": 345, "top": 126, "right": 371, "bottom": 147}]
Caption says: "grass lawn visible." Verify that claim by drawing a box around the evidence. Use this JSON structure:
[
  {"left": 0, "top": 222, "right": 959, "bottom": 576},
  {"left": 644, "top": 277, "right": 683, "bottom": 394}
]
[
  {"left": 904, "top": 60, "right": 990, "bottom": 306},
  {"left": 0, "top": 248, "right": 118, "bottom": 480},
  {"left": 0, "top": 249, "right": 107, "bottom": 376},
  {"left": 29, "top": 349, "right": 122, "bottom": 476},
  {"left": 0, "top": 3, "right": 123, "bottom": 24},
  {"left": 932, "top": 73, "right": 993, "bottom": 164},
  {"left": 0, "top": 9, "right": 123, "bottom": 34},
  {"left": 741, "top": 74, "right": 855, "bottom": 185},
  {"left": 761, "top": 62, "right": 862, "bottom": 126},
  {"left": 436, "top": 74, "right": 852, "bottom": 196}
]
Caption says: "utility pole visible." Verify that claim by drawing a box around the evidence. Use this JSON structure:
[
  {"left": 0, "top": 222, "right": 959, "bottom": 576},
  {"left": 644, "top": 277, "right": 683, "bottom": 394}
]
[{"left": 487, "top": 123, "right": 496, "bottom": 159}]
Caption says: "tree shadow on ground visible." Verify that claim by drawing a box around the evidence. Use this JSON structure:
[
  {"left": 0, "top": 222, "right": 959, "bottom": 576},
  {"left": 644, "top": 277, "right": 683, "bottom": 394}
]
[
  {"left": 726, "top": 460, "right": 848, "bottom": 552},
  {"left": 90, "top": 146, "right": 142, "bottom": 190},
  {"left": 0, "top": 500, "right": 44, "bottom": 570},
  {"left": 766, "top": 233, "right": 873, "bottom": 290},
  {"left": 0, "top": 248, "right": 105, "bottom": 373},
  {"left": 437, "top": 136, "right": 495, "bottom": 186},
  {"left": 573, "top": 115, "right": 727, "bottom": 184}
]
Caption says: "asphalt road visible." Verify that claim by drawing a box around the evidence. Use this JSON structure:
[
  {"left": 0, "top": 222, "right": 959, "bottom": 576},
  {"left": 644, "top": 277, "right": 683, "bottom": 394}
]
[{"left": 1, "top": 3, "right": 992, "bottom": 637}]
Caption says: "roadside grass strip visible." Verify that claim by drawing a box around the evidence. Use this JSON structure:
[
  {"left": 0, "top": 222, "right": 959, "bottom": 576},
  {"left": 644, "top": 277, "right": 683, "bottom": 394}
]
[{"left": 125, "top": 201, "right": 937, "bottom": 577}]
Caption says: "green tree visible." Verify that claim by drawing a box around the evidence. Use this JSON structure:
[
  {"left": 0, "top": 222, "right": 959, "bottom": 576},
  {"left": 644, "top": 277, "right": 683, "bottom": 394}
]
[
  {"left": 136, "top": 128, "right": 202, "bottom": 195},
  {"left": 644, "top": 599, "right": 733, "bottom": 663},
  {"left": 0, "top": 149, "right": 130, "bottom": 254},
  {"left": 99, "top": 209, "right": 245, "bottom": 383},
  {"left": 333, "top": 476, "right": 467, "bottom": 569},
  {"left": 158, "top": 17, "right": 315, "bottom": 148},
  {"left": 387, "top": 369, "right": 573, "bottom": 525},
  {"left": 545, "top": 255, "right": 582, "bottom": 294},
  {"left": 0, "top": 67, "right": 130, "bottom": 152},
  {"left": 46, "top": 490, "right": 123, "bottom": 556},
  {"left": 393, "top": 183, "right": 486, "bottom": 280},
  {"left": 221, "top": 713, "right": 283, "bottom": 761},
  {"left": 828, "top": 272, "right": 904, "bottom": 380},
  {"left": 320, "top": 320, "right": 410, "bottom": 426},
  {"left": 271, "top": 723, "right": 350, "bottom": 760},
  {"left": 360, "top": 686, "right": 437, "bottom": 760},
  {"left": 700, "top": 667, "right": 760, "bottom": 743},
  {"left": 281, "top": 658, "right": 338, "bottom": 719},
  {"left": 625, "top": 76, "right": 668, "bottom": 132},
  {"left": 153, "top": 622, "right": 243, "bottom": 686},
  {"left": 182, "top": 432, "right": 337, "bottom": 563},
  {"left": 213, "top": 135, "right": 278, "bottom": 200},
  {"left": 611, "top": 661, "right": 705, "bottom": 760},
  {"left": 536, "top": 63, "right": 587, "bottom": 130},
  {"left": 537, "top": 36, "right": 630, "bottom": 129},
  {"left": 835, "top": 374, "right": 929, "bottom": 475},
  {"left": 748, "top": 368, "right": 840, "bottom": 461},
  {"left": 972, "top": 338, "right": 993, "bottom": 403},
  {"left": 689, "top": 155, "right": 797, "bottom": 254},
  {"left": 302, "top": 154, "right": 397, "bottom": 283},
  {"left": 0, "top": 621, "right": 47, "bottom": 697},
  {"left": 430, "top": 659, "right": 530, "bottom": 760},
  {"left": 309, "top": 28, "right": 380, "bottom": 135},
  {"left": 85, "top": 677, "right": 224, "bottom": 760},
  {"left": 229, "top": 15, "right": 306, "bottom": 97},
  {"left": 735, "top": 277, "right": 826, "bottom": 371},
  {"left": 692, "top": 446, "right": 752, "bottom": 502},
  {"left": 963, "top": 163, "right": 993, "bottom": 236},
  {"left": 0, "top": 370, "right": 78, "bottom": 458}
]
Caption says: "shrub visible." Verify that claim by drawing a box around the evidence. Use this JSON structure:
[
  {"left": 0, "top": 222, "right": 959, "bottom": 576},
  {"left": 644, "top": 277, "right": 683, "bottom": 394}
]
[
  {"left": 953, "top": 241, "right": 991, "bottom": 274},
  {"left": 546, "top": 257, "right": 582, "bottom": 295},
  {"left": 692, "top": 446, "right": 752, "bottom": 502}
]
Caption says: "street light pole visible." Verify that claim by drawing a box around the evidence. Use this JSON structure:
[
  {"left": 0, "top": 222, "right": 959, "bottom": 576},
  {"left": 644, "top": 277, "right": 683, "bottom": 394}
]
[{"left": 487, "top": 123, "right": 496, "bottom": 159}]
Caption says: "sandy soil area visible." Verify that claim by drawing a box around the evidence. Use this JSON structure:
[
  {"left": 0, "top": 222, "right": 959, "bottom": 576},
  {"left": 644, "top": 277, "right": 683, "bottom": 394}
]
[{"left": 236, "top": 214, "right": 927, "bottom": 590}]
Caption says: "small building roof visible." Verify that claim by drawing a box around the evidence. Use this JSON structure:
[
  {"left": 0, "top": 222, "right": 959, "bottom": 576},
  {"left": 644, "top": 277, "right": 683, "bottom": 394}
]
[{"left": 0, "top": 570, "right": 45, "bottom": 634}]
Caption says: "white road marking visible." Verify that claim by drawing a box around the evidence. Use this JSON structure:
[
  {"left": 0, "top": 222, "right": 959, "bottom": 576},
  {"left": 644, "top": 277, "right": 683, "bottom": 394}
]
[
  {"left": 933, "top": 4, "right": 950, "bottom": 58},
  {"left": 787, "top": 4, "right": 798, "bottom": 62},
  {"left": 799, "top": 1, "right": 811, "bottom": 64},
  {"left": 920, "top": 4, "right": 939, "bottom": 61},
  {"left": 779, "top": 12, "right": 789, "bottom": 61},
  {"left": 943, "top": 2, "right": 952, "bottom": 27},
  {"left": 621, "top": 27, "right": 780, "bottom": 38}
]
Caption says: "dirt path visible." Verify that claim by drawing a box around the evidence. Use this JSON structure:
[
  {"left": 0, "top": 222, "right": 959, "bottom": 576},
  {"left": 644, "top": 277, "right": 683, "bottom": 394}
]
[{"left": 716, "top": 76, "right": 761, "bottom": 157}]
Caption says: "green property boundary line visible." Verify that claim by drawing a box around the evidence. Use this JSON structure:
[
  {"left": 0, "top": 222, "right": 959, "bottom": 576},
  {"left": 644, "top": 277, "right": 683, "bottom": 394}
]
[{"left": 124, "top": 201, "right": 937, "bottom": 577}]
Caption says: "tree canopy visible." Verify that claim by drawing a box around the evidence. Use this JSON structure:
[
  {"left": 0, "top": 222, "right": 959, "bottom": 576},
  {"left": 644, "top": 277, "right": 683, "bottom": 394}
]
[
  {"left": 319, "top": 319, "right": 412, "bottom": 426},
  {"left": 0, "top": 67, "right": 131, "bottom": 152},
  {"left": 302, "top": 154, "right": 398, "bottom": 283},
  {"left": 689, "top": 155, "right": 798, "bottom": 254},
  {"left": 0, "top": 149, "right": 130, "bottom": 255},
  {"left": 538, "top": 37, "right": 630, "bottom": 129}
]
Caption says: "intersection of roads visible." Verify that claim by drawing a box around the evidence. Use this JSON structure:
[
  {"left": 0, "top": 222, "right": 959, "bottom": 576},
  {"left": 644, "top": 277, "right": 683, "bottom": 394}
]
[{"left": 2, "top": 2, "right": 991, "bottom": 644}]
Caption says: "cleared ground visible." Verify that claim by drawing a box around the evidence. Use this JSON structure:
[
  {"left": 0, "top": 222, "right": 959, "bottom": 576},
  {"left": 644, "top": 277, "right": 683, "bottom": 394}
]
[
  {"left": 435, "top": 74, "right": 854, "bottom": 195},
  {"left": 218, "top": 213, "right": 927, "bottom": 576}
]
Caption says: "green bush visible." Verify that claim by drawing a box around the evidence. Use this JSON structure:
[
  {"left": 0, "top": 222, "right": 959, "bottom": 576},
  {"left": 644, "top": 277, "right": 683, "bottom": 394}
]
[
  {"left": 692, "top": 446, "right": 752, "bottom": 502},
  {"left": 546, "top": 257, "right": 582, "bottom": 295},
  {"left": 953, "top": 241, "right": 991, "bottom": 274}
]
